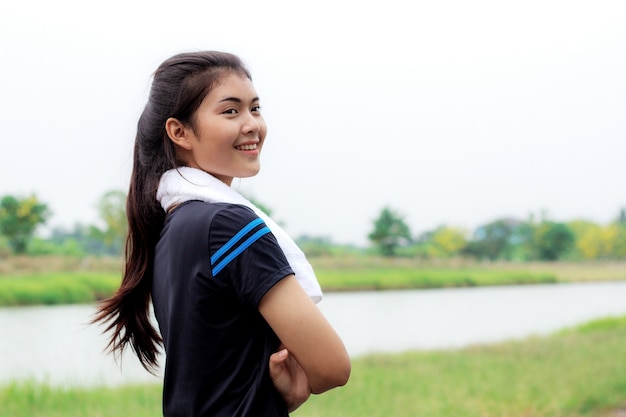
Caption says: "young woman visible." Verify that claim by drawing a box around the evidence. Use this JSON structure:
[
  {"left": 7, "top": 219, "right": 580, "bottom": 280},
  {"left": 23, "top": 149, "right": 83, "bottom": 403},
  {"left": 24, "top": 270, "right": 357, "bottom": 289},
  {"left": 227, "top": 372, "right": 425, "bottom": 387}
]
[{"left": 94, "top": 51, "right": 350, "bottom": 416}]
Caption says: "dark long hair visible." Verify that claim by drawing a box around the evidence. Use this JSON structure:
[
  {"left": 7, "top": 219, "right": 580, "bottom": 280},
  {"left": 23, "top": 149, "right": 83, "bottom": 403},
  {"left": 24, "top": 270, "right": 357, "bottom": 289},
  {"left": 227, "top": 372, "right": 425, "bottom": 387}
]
[{"left": 93, "top": 51, "right": 252, "bottom": 372}]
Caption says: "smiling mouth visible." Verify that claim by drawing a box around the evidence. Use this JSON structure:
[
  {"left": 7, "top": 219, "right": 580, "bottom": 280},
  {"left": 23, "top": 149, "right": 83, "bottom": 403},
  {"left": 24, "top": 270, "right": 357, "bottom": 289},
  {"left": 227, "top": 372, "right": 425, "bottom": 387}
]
[{"left": 235, "top": 143, "right": 258, "bottom": 151}]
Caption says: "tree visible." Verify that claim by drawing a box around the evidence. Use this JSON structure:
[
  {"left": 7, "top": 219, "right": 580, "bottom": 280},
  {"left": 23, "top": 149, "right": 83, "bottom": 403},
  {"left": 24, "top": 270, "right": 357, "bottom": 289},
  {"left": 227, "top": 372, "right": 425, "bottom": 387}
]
[
  {"left": 47, "top": 223, "right": 113, "bottom": 256},
  {"left": 568, "top": 220, "right": 603, "bottom": 260},
  {"left": 618, "top": 208, "right": 626, "bottom": 225},
  {"left": 613, "top": 224, "right": 626, "bottom": 260},
  {"left": 429, "top": 226, "right": 468, "bottom": 258},
  {"left": 296, "top": 235, "right": 334, "bottom": 257},
  {"left": 464, "top": 218, "right": 520, "bottom": 260},
  {"left": 0, "top": 194, "right": 50, "bottom": 254},
  {"left": 90, "top": 190, "right": 127, "bottom": 255},
  {"left": 532, "top": 221, "right": 575, "bottom": 261},
  {"left": 368, "top": 207, "right": 411, "bottom": 257},
  {"left": 612, "top": 208, "right": 626, "bottom": 260}
]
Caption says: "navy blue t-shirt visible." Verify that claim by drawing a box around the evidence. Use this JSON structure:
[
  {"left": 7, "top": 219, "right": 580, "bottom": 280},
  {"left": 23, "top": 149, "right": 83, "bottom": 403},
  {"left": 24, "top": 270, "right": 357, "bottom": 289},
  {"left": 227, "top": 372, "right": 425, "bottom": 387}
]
[{"left": 152, "top": 201, "right": 294, "bottom": 417}]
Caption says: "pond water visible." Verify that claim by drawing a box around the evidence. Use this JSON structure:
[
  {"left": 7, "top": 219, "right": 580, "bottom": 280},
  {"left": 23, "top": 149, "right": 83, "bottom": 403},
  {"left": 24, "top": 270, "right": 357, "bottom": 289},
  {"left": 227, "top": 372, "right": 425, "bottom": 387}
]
[{"left": 1, "top": 281, "right": 625, "bottom": 387}]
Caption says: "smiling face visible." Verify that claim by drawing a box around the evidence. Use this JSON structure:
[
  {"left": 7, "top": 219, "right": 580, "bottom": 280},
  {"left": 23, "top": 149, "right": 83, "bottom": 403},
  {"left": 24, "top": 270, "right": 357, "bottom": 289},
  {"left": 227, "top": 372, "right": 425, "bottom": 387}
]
[{"left": 166, "top": 72, "right": 267, "bottom": 185}]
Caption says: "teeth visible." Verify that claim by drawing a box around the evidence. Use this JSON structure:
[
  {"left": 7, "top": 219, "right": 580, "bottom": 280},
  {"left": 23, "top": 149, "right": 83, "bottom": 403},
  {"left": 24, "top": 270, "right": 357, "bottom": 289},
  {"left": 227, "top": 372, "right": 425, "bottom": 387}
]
[{"left": 236, "top": 144, "right": 257, "bottom": 151}]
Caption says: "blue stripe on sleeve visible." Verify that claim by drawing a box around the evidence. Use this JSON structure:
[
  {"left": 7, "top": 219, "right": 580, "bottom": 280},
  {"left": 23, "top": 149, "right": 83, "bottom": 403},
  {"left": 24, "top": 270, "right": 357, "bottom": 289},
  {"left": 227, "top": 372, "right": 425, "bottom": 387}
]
[
  {"left": 210, "top": 217, "right": 265, "bottom": 265},
  {"left": 211, "top": 226, "right": 271, "bottom": 276}
]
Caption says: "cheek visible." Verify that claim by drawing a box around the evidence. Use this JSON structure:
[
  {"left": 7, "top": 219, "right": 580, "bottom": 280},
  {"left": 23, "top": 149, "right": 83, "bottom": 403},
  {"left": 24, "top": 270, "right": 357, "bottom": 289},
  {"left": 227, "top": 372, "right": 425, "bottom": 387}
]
[{"left": 259, "top": 121, "right": 268, "bottom": 140}]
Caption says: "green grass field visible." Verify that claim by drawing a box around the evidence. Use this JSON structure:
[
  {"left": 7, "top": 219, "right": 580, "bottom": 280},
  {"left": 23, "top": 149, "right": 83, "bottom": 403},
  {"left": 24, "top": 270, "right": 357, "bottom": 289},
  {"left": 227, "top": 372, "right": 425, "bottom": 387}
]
[
  {"left": 0, "top": 267, "right": 554, "bottom": 305},
  {"left": 2, "top": 315, "right": 626, "bottom": 417},
  {"left": 315, "top": 266, "right": 556, "bottom": 290},
  {"left": 0, "top": 255, "right": 624, "bottom": 306},
  {"left": 0, "top": 272, "right": 120, "bottom": 306}
]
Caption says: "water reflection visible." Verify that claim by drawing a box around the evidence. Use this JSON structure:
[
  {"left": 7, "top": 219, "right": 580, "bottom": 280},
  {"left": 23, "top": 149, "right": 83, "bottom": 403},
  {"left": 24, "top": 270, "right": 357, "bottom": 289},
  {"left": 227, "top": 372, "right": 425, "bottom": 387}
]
[{"left": 1, "top": 281, "right": 625, "bottom": 386}]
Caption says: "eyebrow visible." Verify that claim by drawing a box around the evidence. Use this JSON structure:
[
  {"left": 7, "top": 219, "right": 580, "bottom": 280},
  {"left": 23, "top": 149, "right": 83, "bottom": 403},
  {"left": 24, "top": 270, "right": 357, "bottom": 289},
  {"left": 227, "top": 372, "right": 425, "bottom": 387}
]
[{"left": 218, "top": 96, "right": 260, "bottom": 103}]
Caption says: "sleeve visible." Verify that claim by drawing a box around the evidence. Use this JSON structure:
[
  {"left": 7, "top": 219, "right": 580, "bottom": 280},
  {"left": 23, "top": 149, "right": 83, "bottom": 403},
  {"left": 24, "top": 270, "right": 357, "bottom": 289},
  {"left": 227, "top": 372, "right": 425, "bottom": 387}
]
[{"left": 208, "top": 204, "right": 294, "bottom": 306}]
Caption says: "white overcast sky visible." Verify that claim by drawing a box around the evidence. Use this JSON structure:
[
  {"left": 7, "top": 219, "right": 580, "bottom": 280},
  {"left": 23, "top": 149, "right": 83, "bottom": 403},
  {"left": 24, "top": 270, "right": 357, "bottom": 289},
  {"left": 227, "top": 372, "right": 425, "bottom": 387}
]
[{"left": 1, "top": 0, "right": 625, "bottom": 246}]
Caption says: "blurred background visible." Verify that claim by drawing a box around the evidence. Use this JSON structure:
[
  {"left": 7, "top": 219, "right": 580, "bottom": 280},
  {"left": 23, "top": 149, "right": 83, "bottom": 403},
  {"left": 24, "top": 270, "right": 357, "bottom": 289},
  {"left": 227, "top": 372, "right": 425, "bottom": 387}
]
[
  {"left": 1, "top": 0, "right": 624, "bottom": 246},
  {"left": 1, "top": 1, "right": 625, "bottom": 416}
]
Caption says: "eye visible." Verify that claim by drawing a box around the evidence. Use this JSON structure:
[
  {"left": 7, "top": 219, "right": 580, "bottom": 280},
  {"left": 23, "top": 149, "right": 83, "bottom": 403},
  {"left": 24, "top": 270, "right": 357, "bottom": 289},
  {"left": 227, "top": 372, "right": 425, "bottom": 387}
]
[
  {"left": 222, "top": 108, "right": 238, "bottom": 115},
  {"left": 251, "top": 105, "right": 262, "bottom": 113}
]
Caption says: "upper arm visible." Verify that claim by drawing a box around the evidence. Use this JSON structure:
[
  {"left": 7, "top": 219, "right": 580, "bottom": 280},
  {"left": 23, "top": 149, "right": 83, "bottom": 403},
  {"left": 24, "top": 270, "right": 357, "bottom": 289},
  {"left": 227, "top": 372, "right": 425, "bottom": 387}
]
[
  {"left": 259, "top": 275, "right": 351, "bottom": 394},
  {"left": 209, "top": 204, "right": 292, "bottom": 303}
]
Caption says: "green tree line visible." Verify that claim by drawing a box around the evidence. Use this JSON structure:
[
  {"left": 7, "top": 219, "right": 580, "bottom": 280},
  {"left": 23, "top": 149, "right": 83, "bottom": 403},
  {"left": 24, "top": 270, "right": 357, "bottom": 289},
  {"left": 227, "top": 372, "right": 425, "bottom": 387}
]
[
  {"left": 0, "top": 192, "right": 126, "bottom": 257},
  {"left": 368, "top": 206, "right": 626, "bottom": 261},
  {"left": 1, "top": 192, "right": 625, "bottom": 262}
]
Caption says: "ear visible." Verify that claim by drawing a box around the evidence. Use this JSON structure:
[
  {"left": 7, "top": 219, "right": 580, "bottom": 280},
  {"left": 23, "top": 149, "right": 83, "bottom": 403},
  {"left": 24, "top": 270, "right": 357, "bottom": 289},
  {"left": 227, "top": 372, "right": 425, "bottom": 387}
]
[{"left": 165, "top": 117, "right": 194, "bottom": 150}]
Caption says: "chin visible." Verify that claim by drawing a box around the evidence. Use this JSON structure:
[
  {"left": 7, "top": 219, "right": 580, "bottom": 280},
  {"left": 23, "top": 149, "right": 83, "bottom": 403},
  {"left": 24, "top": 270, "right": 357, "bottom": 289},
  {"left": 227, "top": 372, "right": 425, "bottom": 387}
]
[
  {"left": 248, "top": 164, "right": 262, "bottom": 176},
  {"left": 238, "top": 167, "right": 261, "bottom": 179}
]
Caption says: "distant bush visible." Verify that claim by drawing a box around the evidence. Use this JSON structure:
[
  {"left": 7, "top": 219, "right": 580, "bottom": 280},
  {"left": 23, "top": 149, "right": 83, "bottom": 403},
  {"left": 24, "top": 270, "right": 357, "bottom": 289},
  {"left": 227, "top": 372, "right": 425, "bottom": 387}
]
[{"left": 27, "top": 238, "right": 86, "bottom": 257}]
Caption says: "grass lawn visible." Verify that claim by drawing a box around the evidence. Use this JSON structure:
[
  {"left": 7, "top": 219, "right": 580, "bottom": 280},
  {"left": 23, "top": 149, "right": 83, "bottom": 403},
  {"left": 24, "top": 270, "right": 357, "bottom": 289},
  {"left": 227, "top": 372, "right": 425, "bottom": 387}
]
[
  {"left": 0, "top": 255, "right": 624, "bottom": 306},
  {"left": 0, "top": 272, "right": 120, "bottom": 306}
]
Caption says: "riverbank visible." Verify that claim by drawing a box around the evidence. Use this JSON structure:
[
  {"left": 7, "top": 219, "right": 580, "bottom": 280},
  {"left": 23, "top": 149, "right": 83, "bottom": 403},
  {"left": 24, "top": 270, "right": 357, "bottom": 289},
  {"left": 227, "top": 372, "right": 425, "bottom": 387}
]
[
  {"left": 2, "top": 315, "right": 625, "bottom": 417},
  {"left": 0, "top": 255, "right": 624, "bottom": 306}
]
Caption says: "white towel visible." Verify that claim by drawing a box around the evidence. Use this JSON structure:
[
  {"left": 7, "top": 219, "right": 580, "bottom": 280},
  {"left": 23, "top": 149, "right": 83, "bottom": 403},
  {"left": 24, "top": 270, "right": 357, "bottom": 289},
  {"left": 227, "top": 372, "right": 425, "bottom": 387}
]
[{"left": 156, "top": 167, "right": 323, "bottom": 303}]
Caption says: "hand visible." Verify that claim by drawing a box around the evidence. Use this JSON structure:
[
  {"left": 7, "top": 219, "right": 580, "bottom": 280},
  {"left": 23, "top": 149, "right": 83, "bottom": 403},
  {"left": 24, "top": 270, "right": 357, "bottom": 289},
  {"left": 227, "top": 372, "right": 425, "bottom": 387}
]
[{"left": 269, "top": 345, "right": 311, "bottom": 412}]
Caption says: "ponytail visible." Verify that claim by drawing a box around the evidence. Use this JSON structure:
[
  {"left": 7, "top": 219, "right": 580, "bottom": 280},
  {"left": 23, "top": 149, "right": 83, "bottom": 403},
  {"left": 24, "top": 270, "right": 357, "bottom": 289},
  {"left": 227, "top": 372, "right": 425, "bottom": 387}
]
[
  {"left": 92, "top": 127, "right": 171, "bottom": 372},
  {"left": 93, "top": 51, "right": 251, "bottom": 372}
]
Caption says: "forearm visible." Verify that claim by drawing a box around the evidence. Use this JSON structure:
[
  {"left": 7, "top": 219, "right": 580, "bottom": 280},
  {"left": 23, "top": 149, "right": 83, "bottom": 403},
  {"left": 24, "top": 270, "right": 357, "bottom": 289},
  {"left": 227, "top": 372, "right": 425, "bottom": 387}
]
[
  {"left": 284, "top": 387, "right": 311, "bottom": 413},
  {"left": 270, "top": 347, "right": 312, "bottom": 412},
  {"left": 260, "top": 275, "right": 351, "bottom": 395}
]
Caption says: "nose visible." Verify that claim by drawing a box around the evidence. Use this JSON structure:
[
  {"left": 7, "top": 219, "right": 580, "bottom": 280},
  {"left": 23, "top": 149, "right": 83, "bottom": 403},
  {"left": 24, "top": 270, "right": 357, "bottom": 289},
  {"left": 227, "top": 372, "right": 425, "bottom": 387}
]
[{"left": 242, "top": 111, "right": 262, "bottom": 135}]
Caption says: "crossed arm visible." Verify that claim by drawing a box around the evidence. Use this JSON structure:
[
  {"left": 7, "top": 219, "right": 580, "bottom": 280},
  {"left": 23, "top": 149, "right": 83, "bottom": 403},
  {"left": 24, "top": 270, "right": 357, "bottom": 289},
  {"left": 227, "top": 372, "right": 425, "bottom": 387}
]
[
  {"left": 269, "top": 344, "right": 311, "bottom": 412},
  {"left": 259, "top": 274, "right": 351, "bottom": 412}
]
